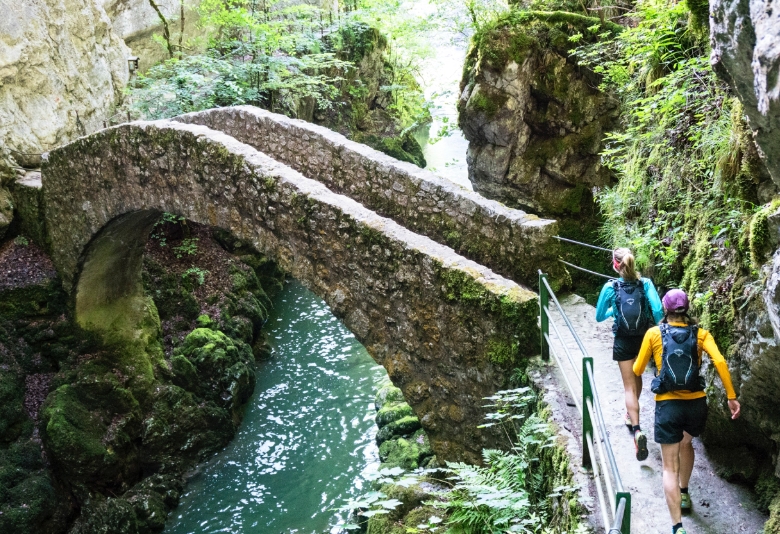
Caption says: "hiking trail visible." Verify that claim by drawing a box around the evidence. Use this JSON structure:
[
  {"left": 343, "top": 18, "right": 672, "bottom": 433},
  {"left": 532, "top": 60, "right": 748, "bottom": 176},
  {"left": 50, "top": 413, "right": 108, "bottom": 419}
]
[{"left": 538, "top": 293, "right": 766, "bottom": 534}]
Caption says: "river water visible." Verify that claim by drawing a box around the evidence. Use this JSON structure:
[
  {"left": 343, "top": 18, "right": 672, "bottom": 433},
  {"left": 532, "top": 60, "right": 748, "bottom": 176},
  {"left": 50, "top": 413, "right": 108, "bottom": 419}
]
[{"left": 165, "top": 280, "right": 388, "bottom": 533}]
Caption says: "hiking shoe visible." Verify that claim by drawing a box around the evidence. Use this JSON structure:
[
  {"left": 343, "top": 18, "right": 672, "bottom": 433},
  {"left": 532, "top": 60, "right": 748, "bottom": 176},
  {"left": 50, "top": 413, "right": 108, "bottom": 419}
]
[
  {"left": 675, "top": 529, "right": 687, "bottom": 534},
  {"left": 634, "top": 429, "right": 648, "bottom": 461},
  {"left": 624, "top": 412, "right": 632, "bottom": 427},
  {"left": 680, "top": 492, "right": 692, "bottom": 511}
]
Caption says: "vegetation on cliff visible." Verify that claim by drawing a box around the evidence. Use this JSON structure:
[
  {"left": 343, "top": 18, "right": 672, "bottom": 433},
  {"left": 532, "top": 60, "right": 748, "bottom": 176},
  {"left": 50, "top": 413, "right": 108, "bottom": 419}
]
[
  {"left": 127, "top": 0, "right": 430, "bottom": 166},
  {"left": 574, "top": 0, "right": 772, "bottom": 353},
  {"left": 572, "top": 0, "right": 780, "bottom": 519}
]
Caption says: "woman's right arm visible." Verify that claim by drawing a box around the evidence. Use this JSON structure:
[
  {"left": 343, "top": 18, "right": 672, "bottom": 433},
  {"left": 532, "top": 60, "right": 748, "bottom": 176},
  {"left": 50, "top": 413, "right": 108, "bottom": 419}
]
[{"left": 595, "top": 283, "right": 614, "bottom": 322}]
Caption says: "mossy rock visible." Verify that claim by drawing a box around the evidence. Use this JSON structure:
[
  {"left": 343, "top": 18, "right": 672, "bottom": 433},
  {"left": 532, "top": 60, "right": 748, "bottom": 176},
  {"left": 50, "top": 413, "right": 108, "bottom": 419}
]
[
  {"left": 142, "top": 259, "right": 199, "bottom": 321},
  {"left": 0, "top": 370, "right": 27, "bottom": 444},
  {"left": 0, "top": 439, "right": 61, "bottom": 533},
  {"left": 41, "top": 381, "right": 141, "bottom": 490},
  {"left": 356, "top": 131, "right": 427, "bottom": 168},
  {"left": 378, "top": 430, "right": 434, "bottom": 470},
  {"left": 69, "top": 497, "right": 140, "bottom": 534},
  {"left": 376, "top": 401, "right": 414, "bottom": 428},
  {"left": 375, "top": 382, "right": 406, "bottom": 410},
  {"left": 123, "top": 474, "right": 184, "bottom": 532},
  {"left": 139, "top": 385, "right": 234, "bottom": 471},
  {"left": 0, "top": 280, "right": 66, "bottom": 320},
  {"left": 376, "top": 415, "right": 422, "bottom": 444},
  {"left": 366, "top": 480, "right": 445, "bottom": 532},
  {"left": 467, "top": 10, "right": 622, "bottom": 73},
  {"left": 176, "top": 328, "right": 255, "bottom": 408}
]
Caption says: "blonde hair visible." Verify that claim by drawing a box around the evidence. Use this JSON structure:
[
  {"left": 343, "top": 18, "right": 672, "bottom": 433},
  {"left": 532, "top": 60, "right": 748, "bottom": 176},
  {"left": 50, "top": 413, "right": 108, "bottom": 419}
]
[{"left": 613, "top": 248, "right": 640, "bottom": 281}]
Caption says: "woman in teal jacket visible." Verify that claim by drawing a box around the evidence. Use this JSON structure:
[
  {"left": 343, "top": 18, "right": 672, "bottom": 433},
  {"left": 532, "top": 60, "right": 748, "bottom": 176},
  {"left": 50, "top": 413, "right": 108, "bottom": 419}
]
[{"left": 595, "top": 248, "right": 663, "bottom": 461}]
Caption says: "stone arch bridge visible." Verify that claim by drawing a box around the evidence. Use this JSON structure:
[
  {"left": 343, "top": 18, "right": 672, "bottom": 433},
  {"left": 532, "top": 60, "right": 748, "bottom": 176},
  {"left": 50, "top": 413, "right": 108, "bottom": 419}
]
[{"left": 39, "top": 107, "right": 564, "bottom": 463}]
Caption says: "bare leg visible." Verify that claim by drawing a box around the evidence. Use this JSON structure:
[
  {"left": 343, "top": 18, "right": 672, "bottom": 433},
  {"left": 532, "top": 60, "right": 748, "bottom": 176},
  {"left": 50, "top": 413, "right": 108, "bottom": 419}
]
[
  {"left": 635, "top": 372, "right": 643, "bottom": 403},
  {"left": 661, "top": 442, "right": 683, "bottom": 525},
  {"left": 679, "top": 432, "right": 695, "bottom": 489},
  {"left": 618, "top": 359, "right": 640, "bottom": 426}
]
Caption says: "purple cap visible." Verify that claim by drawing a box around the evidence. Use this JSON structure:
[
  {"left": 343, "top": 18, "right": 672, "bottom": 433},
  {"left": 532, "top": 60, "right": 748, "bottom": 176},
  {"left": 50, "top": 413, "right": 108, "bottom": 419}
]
[{"left": 662, "top": 289, "right": 689, "bottom": 312}]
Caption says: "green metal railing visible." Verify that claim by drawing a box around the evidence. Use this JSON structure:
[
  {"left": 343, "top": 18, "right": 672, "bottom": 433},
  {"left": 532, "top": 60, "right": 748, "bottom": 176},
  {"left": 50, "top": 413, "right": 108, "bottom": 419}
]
[{"left": 539, "top": 271, "right": 631, "bottom": 534}]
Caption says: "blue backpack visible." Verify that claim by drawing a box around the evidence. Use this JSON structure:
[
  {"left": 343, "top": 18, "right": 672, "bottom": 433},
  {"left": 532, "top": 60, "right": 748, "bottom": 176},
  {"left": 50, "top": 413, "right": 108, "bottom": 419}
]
[
  {"left": 651, "top": 323, "right": 704, "bottom": 394},
  {"left": 612, "top": 280, "right": 653, "bottom": 337}
]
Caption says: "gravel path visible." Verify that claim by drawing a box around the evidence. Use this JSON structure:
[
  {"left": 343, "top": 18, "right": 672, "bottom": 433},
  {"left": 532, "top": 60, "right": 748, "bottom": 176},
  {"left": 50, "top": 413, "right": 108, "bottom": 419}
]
[{"left": 540, "top": 294, "right": 766, "bottom": 534}]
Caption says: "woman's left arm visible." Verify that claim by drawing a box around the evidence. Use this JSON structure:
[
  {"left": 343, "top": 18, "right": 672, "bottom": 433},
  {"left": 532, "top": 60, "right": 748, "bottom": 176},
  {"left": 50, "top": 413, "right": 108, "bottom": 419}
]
[{"left": 644, "top": 279, "right": 665, "bottom": 324}]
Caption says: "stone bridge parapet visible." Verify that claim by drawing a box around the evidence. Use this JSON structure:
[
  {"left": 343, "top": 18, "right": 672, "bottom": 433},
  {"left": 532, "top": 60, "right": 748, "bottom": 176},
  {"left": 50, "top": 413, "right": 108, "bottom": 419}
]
[
  {"left": 42, "top": 120, "right": 539, "bottom": 462},
  {"left": 174, "top": 106, "right": 567, "bottom": 289}
]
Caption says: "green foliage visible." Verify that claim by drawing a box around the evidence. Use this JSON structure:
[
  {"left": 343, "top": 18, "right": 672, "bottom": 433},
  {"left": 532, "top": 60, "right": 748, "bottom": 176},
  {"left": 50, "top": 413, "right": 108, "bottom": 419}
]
[
  {"left": 173, "top": 237, "right": 199, "bottom": 258},
  {"left": 468, "top": 9, "right": 621, "bottom": 72},
  {"left": 574, "top": 0, "right": 770, "bottom": 351},
  {"left": 440, "top": 389, "right": 582, "bottom": 533},
  {"left": 182, "top": 267, "right": 209, "bottom": 285}
]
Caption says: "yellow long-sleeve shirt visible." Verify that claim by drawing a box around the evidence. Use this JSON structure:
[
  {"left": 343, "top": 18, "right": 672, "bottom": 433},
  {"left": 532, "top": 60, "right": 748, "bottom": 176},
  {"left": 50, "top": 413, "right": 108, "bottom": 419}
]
[{"left": 633, "top": 322, "right": 737, "bottom": 401}]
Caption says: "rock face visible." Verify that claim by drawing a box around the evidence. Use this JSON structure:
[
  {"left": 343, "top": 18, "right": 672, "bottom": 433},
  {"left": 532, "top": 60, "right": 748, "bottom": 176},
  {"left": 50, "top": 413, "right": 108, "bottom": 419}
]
[
  {"left": 702, "top": 250, "right": 780, "bottom": 527},
  {"left": 711, "top": 0, "right": 780, "bottom": 185},
  {"left": 0, "top": 187, "right": 12, "bottom": 240},
  {"left": 0, "top": 0, "right": 129, "bottom": 159},
  {"left": 458, "top": 12, "right": 620, "bottom": 216},
  {"left": 101, "top": 0, "right": 203, "bottom": 72},
  {"left": 41, "top": 119, "right": 541, "bottom": 463}
]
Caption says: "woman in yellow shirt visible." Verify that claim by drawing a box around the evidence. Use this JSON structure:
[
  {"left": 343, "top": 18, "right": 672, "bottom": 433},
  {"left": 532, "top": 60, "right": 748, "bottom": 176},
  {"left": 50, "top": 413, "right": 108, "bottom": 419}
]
[{"left": 633, "top": 289, "right": 740, "bottom": 534}]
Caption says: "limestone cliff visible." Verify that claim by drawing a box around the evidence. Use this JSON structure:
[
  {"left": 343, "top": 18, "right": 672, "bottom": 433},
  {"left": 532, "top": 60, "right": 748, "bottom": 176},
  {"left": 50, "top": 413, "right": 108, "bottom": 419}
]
[
  {"left": 458, "top": 11, "right": 621, "bottom": 216},
  {"left": 101, "top": 0, "right": 203, "bottom": 72},
  {"left": 0, "top": 0, "right": 129, "bottom": 162},
  {"left": 711, "top": 0, "right": 780, "bottom": 185}
]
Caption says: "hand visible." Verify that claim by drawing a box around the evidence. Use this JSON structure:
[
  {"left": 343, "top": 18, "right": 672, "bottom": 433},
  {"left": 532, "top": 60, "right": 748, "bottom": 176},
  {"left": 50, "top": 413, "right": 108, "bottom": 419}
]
[{"left": 728, "top": 399, "right": 741, "bottom": 420}]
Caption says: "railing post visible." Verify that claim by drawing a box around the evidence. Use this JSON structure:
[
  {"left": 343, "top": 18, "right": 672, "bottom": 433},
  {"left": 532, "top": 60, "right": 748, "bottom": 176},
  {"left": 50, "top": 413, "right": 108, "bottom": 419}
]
[
  {"left": 616, "top": 492, "right": 631, "bottom": 534},
  {"left": 539, "top": 271, "right": 549, "bottom": 361},
  {"left": 582, "top": 357, "right": 594, "bottom": 468}
]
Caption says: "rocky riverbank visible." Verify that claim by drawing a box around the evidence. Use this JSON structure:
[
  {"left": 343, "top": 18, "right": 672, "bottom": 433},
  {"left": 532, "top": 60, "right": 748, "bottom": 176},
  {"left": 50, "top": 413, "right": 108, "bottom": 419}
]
[{"left": 0, "top": 220, "right": 283, "bottom": 533}]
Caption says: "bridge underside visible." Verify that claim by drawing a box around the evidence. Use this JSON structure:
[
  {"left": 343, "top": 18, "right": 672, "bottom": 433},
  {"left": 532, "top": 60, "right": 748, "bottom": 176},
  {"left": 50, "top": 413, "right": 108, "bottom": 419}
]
[{"left": 42, "top": 119, "right": 540, "bottom": 463}]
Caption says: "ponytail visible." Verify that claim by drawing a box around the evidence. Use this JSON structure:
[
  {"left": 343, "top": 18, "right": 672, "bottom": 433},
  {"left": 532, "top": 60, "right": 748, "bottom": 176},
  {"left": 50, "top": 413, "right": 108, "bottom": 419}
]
[{"left": 613, "top": 248, "right": 640, "bottom": 281}]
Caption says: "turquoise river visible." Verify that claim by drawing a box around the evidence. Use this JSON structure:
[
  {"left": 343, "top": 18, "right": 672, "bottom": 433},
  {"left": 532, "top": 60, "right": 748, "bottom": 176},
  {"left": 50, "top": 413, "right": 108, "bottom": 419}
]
[{"left": 165, "top": 280, "right": 389, "bottom": 533}]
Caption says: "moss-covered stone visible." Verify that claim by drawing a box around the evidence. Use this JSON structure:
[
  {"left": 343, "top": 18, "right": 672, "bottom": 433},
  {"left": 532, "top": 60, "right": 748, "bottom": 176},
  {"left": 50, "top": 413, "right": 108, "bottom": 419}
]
[
  {"left": 376, "top": 415, "right": 422, "bottom": 444},
  {"left": 374, "top": 382, "right": 406, "bottom": 410},
  {"left": 41, "top": 380, "right": 142, "bottom": 491},
  {"left": 140, "top": 385, "right": 234, "bottom": 472},
  {"left": 378, "top": 430, "right": 434, "bottom": 470},
  {"left": 176, "top": 328, "right": 255, "bottom": 411},
  {"left": 376, "top": 401, "right": 414, "bottom": 428}
]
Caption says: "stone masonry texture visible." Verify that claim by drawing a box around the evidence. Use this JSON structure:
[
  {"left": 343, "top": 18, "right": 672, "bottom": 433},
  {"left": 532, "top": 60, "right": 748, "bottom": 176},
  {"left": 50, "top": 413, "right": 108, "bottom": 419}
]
[
  {"left": 173, "top": 106, "right": 566, "bottom": 289},
  {"left": 41, "top": 120, "right": 539, "bottom": 464}
]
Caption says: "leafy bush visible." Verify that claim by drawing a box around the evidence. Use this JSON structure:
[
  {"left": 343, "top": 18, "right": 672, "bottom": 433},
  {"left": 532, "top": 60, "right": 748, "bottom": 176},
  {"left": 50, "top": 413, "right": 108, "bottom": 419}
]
[{"left": 573, "top": 0, "right": 770, "bottom": 349}]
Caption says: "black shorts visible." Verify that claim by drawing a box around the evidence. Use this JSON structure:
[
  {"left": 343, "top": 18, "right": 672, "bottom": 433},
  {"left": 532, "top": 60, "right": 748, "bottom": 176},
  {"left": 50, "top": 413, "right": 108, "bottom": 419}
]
[
  {"left": 654, "top": 397, "right": 708, "bottom": 444},
  {"left": 613, "top": 336, "right": 643, "bottom": 362}
]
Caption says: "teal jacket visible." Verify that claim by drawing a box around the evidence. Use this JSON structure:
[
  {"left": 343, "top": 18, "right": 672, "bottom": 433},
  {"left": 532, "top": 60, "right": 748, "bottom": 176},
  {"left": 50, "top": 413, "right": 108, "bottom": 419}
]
[{"left": 595, "top": 277, "right": 664, "bottom": 328}]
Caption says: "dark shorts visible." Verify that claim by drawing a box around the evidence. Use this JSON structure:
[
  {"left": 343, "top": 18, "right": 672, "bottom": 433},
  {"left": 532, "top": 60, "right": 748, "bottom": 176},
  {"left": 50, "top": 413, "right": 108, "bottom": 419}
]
[
  {"left": 612, "top": 336, "right": 643, "bottom": 362},
  {"left": 654, "top": 397, "right": 708, "bottom": 444}
]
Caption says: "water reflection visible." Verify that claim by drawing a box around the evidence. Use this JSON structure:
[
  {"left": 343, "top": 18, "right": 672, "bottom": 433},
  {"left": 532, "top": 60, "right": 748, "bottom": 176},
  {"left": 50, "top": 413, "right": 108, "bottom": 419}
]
[{"left": 165, "top": 280, "right": 388, "bottom": 534}]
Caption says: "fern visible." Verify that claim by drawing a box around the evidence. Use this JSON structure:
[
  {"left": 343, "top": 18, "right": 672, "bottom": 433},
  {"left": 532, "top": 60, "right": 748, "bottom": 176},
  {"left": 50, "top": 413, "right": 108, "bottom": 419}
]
[{"left": 441, "top": 406, "right": 582, "bottom": 534}]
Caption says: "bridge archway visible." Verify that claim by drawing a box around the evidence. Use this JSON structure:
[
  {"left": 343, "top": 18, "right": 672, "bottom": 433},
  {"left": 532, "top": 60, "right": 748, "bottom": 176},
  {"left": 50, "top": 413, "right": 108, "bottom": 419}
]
[{"left": 42, "top": 120, "right": 538, "bottom": 462}]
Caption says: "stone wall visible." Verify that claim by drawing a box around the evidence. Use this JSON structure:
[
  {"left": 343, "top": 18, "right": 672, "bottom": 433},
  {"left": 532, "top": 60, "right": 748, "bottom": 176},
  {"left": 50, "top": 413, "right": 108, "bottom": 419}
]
[
  {"left": 0, "top": 0, "right": 129, "bottom": 163},
  {"left": 41, "top": 120, "right": 539, "bottom": 463},
  {"left": 711, "top": 0, "right": 780, "bottom": 185},
  {"left": 175, "top": 106, "right": 565, "bottom": 289}
]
